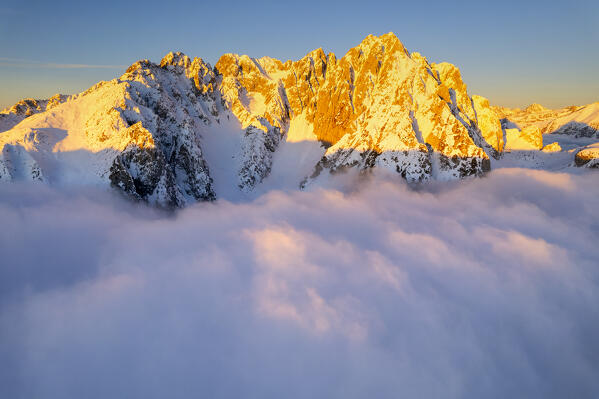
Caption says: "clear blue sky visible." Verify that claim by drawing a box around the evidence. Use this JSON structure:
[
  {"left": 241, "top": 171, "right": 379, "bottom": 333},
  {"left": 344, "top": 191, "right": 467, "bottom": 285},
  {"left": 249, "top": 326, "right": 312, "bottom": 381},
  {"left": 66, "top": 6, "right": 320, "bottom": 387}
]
[{"left": 1, "top": 0, "right": 597, "bottom": 109}]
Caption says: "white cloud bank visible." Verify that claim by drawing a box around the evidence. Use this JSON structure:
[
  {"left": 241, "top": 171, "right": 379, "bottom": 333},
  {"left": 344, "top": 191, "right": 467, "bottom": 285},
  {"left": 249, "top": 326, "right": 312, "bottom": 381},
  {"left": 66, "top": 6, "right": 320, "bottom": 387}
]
[{"left": 1, "top": 168, "right": 598, "bottom": 398}]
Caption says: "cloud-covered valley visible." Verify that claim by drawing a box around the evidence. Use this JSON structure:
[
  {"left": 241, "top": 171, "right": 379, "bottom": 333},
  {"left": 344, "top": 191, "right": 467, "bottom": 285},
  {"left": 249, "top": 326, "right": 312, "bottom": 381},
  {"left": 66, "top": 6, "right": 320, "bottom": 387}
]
[{"left": 1, "top": 168, "right": 598, "bottom": 398}]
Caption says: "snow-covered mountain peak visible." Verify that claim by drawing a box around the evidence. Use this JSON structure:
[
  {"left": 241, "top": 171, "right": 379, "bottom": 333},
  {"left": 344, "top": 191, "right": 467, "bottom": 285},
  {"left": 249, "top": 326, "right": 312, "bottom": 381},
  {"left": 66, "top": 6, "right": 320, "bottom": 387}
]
[
  {"left": 524, "top": 103, "right": 549, "bottom": 113},
  {"left": 353, "top": 32, "right": 407, "bottom": 55},
  {"left": 160, "top": 51, "right": 193, "bottom": 70}
]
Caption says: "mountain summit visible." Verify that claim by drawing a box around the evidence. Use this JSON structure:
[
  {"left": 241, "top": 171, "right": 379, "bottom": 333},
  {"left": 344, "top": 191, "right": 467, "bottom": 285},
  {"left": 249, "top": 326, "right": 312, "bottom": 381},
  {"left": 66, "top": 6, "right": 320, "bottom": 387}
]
[{"left": 0, "top": 33, "right": 594, "bottom": 206}]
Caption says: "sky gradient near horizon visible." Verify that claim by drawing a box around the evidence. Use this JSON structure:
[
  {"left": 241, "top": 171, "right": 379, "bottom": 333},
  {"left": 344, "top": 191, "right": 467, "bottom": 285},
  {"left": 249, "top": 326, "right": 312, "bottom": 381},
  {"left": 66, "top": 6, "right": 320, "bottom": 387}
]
[{"left": 1, "top": 0, "right": 598, "bottom": 110}]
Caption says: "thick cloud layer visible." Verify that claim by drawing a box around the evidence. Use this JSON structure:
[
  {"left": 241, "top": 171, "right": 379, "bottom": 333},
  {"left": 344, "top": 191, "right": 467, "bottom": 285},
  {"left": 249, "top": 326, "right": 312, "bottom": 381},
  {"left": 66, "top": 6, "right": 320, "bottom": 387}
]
[{"left": 1, "top": 169, "right": 599, "bottom": 398}]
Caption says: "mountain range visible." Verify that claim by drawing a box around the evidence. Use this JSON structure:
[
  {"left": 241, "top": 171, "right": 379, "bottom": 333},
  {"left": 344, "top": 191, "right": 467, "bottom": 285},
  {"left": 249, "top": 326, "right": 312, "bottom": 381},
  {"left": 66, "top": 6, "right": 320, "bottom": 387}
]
[{"left": 1, "top": 33, "right": 597, "bottom": 206}]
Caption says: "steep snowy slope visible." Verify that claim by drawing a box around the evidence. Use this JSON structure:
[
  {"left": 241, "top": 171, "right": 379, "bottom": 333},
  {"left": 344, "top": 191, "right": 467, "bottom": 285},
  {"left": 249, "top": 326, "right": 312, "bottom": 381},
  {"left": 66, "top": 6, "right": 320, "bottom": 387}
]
[{"left": 3, "top": 33, "right": 591, "bottom": 206}]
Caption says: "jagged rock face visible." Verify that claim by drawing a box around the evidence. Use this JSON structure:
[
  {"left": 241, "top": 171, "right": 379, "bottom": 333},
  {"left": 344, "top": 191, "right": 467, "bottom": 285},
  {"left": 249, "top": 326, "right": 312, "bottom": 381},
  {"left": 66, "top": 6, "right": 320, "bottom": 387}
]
[
  {"left": 216, "top": 54, "right": 290, "bottom": 131},
  {"left": 235, "top": 124, "right": 281, "bottom": 190},
  {"left": 575, "top": 143, "right": 599, "bottom": 168},
  {"left": 504, "top": 125, "right": 543, "bottom": 151},
  {"left": 471, "top": 95, "right": 504, "bottom": 151},
  {"left": 106, "top": 122, "right": 214, "bottom": 207},
  {"left": 215, "top": 54, "right": 292, "bottom": 190},
  {"left": 494, "top": 102, "right": 599, "bottom": 138},
  {"left": 110, "top": 145, "right": 168, "bottom": 200},
  {"left": 111, "top": 56, "right": 217, "bottom": 204},
  {"left": 541, "top": 142, "right": 561, "bottom": 153},
  {"left": 216, "top": 33, "right": 497, "bottom": 184}
]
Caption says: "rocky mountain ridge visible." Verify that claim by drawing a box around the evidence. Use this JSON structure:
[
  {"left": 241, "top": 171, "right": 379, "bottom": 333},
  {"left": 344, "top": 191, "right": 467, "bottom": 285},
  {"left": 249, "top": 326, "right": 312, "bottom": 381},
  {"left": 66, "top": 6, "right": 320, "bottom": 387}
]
[
  {"left": 1, "top": 33, "right": 596, "bottom": 206},
  {"left": 494, "top": 102, "right": 599, "bottom": 138},
  {"left": 0, "top": 94, "right": 69, "bottom": 132}
]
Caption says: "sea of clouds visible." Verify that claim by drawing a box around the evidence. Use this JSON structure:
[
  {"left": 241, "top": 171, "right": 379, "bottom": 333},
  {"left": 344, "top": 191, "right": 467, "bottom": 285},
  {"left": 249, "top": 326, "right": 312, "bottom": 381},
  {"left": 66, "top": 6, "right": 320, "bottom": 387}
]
[{"left": 1, "top": 168, "right": 598, "bottom": 398}]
